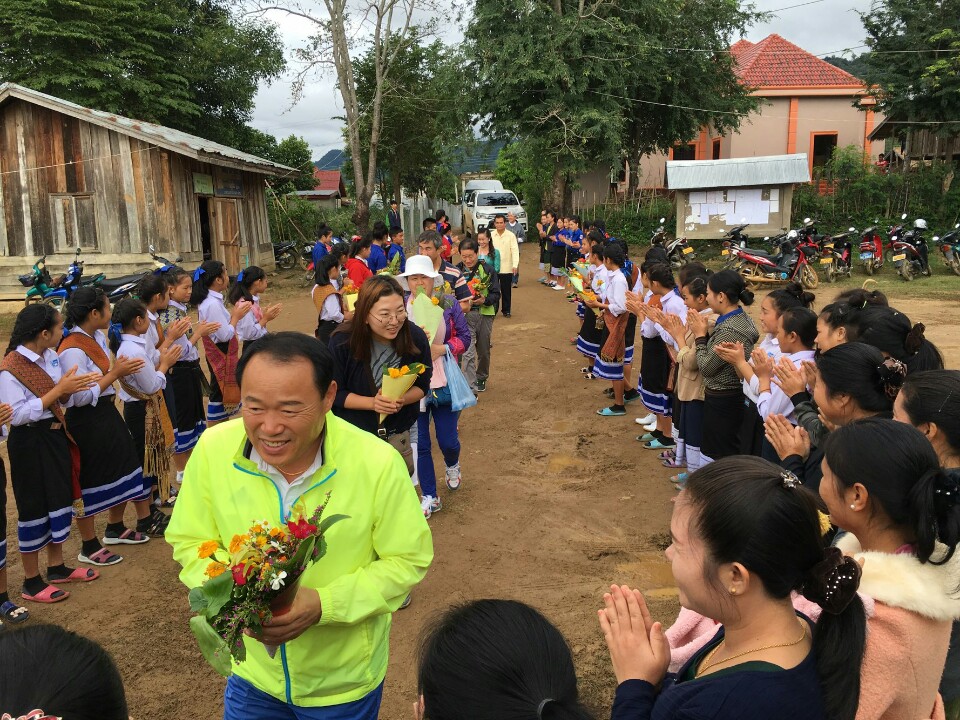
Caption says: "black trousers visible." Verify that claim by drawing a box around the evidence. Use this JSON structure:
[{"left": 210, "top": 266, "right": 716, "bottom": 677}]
[{"left": 498, "top": 273, "right": 513, "bottom": 314}]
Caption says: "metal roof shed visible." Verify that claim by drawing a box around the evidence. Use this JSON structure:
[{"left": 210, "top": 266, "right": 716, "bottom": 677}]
[{"left": 667, "top": 154, "right": 810, "bottom": 240}]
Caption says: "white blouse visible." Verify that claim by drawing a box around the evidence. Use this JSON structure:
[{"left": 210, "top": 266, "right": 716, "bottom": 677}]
[
  {"left": 743, "top": 334, "right": 783, "bottom": 403},
  {"left": 143, "top": 309, "right": 163, "bottom": 368},
  {"left": 641, "top": 288, "right": 687, "bottom": 350},
  {"left": 199, "top": 290, "right": 234, "bottom": 343},
  {"left": 116, "top": 335, "right": 167, "bottom": 403},
  {"left": 604, "top": 270, "right": 628, "bottom": 317},
  {"left": 0, "top": 346, "right": 73, "bottom": 424},
  {"left": 236, "top": 295, "right": 268, "bottom": 342},
  {"left": 59, "top": 327, "right": 113, "bottom": 407},
  {"left": 755, "top": 349, "right": 817, "bottom": 422},
  {"left": 315, "top": 280, "right": 344, "bottom": 323},
  {"left": 166, "top": 300, "right": 199, "bottom": 362}
]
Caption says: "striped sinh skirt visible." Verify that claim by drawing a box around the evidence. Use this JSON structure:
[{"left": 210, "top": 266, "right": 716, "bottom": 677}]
[
  {"left": 592, "top": 315, "right": 627, "bottom": 381},
  {"left": 624, "top": 314, "right": 638, "bottom": 365},
  {"left": 638, "top": 336, "right": 672, "bottom": 415},
  {"left": 576, "top": 311, "right": 603, "bottom": 360},
  {"left": 67, "top": 398, "right": 147, "bottom": 510},
  {"left": 169, "top": 360, "right": 207, "bottom": 453},
  {"left": 7, "top": 422, "right": 75, "bottom": 554}
]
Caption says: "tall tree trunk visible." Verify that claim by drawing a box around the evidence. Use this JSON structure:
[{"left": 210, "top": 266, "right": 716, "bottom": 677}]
[
  {"left": 546, "top": 163, "right": 566, "bottom": 212},
  {"left": 393, "top": 174, "right": 402, "bottom": 209}
]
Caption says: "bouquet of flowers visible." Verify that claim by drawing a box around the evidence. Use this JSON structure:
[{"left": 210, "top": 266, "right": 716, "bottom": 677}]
[
  {"left": 564, "top": 271, "right": 602, "bottom": 316},
  {"left": 341, "top": 281, "right": 359, "bottom": 312},
  {"left": 380, "top": 363, "right": 427, "bottom": 421},
  {"left": 188, "top": 497, "right": 347, "bottom": 676},
  {"left": 467, "top": 268, "right": 491, "bottom": 300},
  {"left": 411, "top": 289, "right": 446, "bottom": 344},
  {"left": 379, "top": 251, "right": 402, "bottom": 276},
  {"left": 572, "top": 261, "right": 592, "bottom": 278}
]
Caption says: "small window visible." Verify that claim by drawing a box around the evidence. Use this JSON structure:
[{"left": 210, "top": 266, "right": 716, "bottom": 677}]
[
  {"left": 712, "top": 138, "right": 721, "bottom": 160},
  {"left": 673, "top": 143, "right": 697, "bottom": 161},
  {"left": 811, "top": 133, "right": 838, "bottom": 169},
  {"left": 49, "top": 194, "right": 98, "bottom": 252}
]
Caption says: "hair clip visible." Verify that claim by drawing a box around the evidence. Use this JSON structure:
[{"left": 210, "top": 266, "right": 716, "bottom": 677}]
[
  {"left": 2, "top": 711, "right": 64, "bottom": 720},
  {"left": 781, "top": 470, "right": 800, "bottom": 489},
  {"left": 192, "top": 267, "right": 206, "bottom": 282}
]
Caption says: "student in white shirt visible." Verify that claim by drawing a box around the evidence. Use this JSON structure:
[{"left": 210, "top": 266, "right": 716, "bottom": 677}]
[
  {"left": 228, "top": 266, "right": 282, "bottom": 350},
  {"left": 111, "top": 298, "right": 183, "bottom": 530},
  {"left": 159, "top": 268, "right": 220, "bottom": 496},
  {"left": 312, "top": 254, "right": 353, "bottom": 344},
  {"left": 190, "top": 261, "right": 251, "bottom": 425},
  {"left": 0, "top": 304, "right": 100, "bottom": 604},
  {"left": 586, "top": 243, "right": 630, "bottom": 416},
  {"left": 59, "top": 288, "right": 150, "bottom": 564}
]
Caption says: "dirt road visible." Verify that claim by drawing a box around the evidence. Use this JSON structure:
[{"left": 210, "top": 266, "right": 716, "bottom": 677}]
[{"left": 3, "top": 248, "right": 960, "bottom": 718}]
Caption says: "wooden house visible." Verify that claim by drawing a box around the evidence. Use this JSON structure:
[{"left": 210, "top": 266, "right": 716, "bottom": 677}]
[{"left": 0, "top": 83, "right": 296, "bottom": 297}]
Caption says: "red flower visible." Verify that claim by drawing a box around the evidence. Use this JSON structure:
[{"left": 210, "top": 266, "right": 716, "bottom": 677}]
[
  {"left": 232, "top": 563, "right": 248, "bottom": 586},
  {"left": 286, "top": 517, "right": 318, "bottom": 540}
]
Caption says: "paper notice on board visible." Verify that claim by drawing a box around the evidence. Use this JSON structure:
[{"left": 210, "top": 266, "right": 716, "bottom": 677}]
[
  {"left": 690, "top": 191, "right": 707, "bottom": 204},
  {"left": 770, "top": 188, "right": 779, "bottom": 201},
  {"left": 770, "top": 200, "right": 780, "bottom": 212}
]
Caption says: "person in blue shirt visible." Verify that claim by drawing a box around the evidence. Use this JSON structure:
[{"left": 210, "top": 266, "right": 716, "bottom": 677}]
[
  {"left": 367, "top": 222, "right": 389, "bottom": 274},
  {"left": 387, "top": 226, "right": 407, "bottom": 273},
  {"left": 312, "top": 224, "right": 334, "bottom": 268},
  {"left": 566, "top": 216, "right": 584, "bottom": 269},
  {"left": 549, "top": 218, "right": 571, "bottom": 290}
]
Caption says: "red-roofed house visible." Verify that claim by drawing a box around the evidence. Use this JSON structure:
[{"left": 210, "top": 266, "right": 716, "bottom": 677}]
[
  {"left": 289, "top": 168, "right": 347, "bottom": 208},
  {"left": 573, "top": 34, "right": 881, "bottom": 203}
]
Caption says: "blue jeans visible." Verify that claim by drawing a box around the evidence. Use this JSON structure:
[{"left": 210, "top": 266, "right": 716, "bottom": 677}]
[
  {"left": 224, "top": 675, "right": 383, "bottom": 720},
  {"left": 417, "top": 402, "right": 460, "bottom": 497}
]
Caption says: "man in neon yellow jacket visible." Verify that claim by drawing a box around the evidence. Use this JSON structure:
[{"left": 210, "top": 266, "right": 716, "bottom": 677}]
[{"left": 167, "top": 332, "right": 434, "bottom": 719}]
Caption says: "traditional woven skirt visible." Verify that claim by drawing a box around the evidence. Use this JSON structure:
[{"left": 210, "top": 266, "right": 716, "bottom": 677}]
[
  {"left": 0, "top": 459, "right": 7, "bottom": 569},
  {"left": 7, "top": 422, "right": 75, "bottom": 554},
  {"left": 638, "top": 336, "right": 672, "bottom": 415},
  {"left": 66, "top": 398, "right": 146, "bottom": 511},
  {"left": 739, "top": 398, "right": 765, "bottom": 457},
  {"left": 592, "top": 318, "right": 627, "bottom": 381},
  {"left": 169, "top": 360, "right": 206, "bottom": 453},
  {"left": 576, "top": 312, "right": 602, "bottom": 360},
  {"left": 206, "top": 340, "right": 238, "bottom": 423},
  {"left": 702, "top": 388, "right": 745, "bottom": 462},
  {"left": 624, "top": 314, "right": 638, "bottom": 365},
  {"left": 124, "top": 400, "right": 158, "bottom": 496}
]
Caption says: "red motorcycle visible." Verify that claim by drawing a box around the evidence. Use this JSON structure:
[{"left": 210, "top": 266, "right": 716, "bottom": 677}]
[
  {"left": 820, "top": 228, "right": 855, "bottom": 282},
  {"left": 724, "top": 233, "right": 819, "bottom": 290},
  {"left": 857, "top": 225, "right": 884, "bottom": 275}
]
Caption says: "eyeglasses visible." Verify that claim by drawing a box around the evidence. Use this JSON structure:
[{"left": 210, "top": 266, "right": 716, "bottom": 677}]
[{"left": 372, "top": 309, "right": 407, "bottom": 325}]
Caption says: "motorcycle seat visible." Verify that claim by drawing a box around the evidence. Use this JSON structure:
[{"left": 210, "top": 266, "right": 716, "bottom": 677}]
[
  {"left": 740, "top": 246, "right": 776, "bottom": 258},
  {"left": 99, "top": 273, "right": 146, "bottom": 292}
]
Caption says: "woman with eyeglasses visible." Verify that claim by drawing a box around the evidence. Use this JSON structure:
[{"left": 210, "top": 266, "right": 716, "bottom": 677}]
[{"left": 329, "top": 276, "right": 432, "bottom": 476}]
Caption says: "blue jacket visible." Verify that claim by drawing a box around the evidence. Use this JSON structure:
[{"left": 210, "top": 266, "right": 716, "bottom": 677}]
[{"left": 368, "top": 244, "right": 388, "bottom": 274}]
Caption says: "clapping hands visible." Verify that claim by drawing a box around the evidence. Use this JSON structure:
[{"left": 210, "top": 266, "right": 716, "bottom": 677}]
[
  {"left": 598, "top": 584, "right": 671, "bottom": 686},
  {"left": 764, "top": 414, "right": 811, "bottom": 461}
]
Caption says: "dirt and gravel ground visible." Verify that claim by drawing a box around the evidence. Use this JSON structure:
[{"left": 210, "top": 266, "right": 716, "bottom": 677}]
[{"left": 3, "top": 248, "right": 960, "bottom": 718}]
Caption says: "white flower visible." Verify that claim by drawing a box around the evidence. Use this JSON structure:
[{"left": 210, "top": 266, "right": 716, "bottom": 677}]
[{"left": 270, "top": 571, "right": 288, "bottom": 591}]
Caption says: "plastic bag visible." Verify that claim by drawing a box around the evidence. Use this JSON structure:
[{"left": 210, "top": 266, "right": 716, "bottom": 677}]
[{"left": 444, "top": 348, "right": 478, "bottom": 412}]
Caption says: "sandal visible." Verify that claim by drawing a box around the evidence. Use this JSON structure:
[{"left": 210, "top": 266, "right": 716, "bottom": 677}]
[
  {"left": 103, "top": 528, "right": 150, "bottom": 546},
  {"left": 659, "top": 450, "right": 676, "bottom": 461},
  {"left": 583, "top": 372, "right": 597, "bottom": 380},
  {"left": 21, "top": 585, "right": 70, "bottom": 604},
  {"left": 49, "top": 565, "right": 101, "bottom": 583},
  {"left": 580, "top": 367, "right": 592, "bottom": 374},
  {"left": 0, "top": 600, "right": 30, "bottom": 624},
  {"left": 661, "top": 457, "right": 686, "bottom": 468},
  {"left": 77, "top": 547, "right": 123, "bottom": 567}
]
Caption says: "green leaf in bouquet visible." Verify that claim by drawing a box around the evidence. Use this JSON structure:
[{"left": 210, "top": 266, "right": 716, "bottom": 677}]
[
  {"left": 289, "top": 535, "right": 318, "bottom": 571},
  {"left": 319, "top": 513, "right": 350, "bottom": 535},
  {"left": 189, "top": 586, "right": 209, "bottom": 613},
  {"left": 190, "top": 615, "right": 234, "bottom": 677},
  {"left": 203, "top": 570, "right": 236, "bottom": 617},
  {"left": 568, "top": 276, "right": 585, "bottom": 294}
]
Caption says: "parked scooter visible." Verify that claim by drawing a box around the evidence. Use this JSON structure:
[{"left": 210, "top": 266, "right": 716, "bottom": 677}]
[
  {"left": 819, "top": 228, "right": 855, "bottom": 282},
  {"left": 858, "top": 224, "right": 885, "bottom": 275},
  {"left": 724, "top": 233, "right": 819, "bottom": 290},
  {"left": 98, "top": 245, "right": 182, "bottom": 301},
  {"left": 937, "top": 223, "right": 960, "bottom": 276},
  {"left": 890, "top": 218, "right": 931, "bottom": 281},
  {"left": 274, "top": 240, "right": 297, "bottom": 270},
  {"left": 19, "top": 255, "right": 68, "bottom": 308},
  {"left": 650, "top": 217, "right": 696, "bottom": 267},
  {"left": 62, "top": 248, "right": 105, "bottom": 298}
]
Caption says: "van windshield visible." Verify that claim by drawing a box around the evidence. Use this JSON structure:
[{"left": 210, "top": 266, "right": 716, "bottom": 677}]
[{"left": 477, "top": 193, "right": 519, "bottom": 207}]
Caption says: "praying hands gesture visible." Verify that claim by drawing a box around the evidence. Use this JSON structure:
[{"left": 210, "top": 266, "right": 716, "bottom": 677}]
[
  {"left": 714, "top": 341, "right": 751, "bottom": 379},
  {"left": 164, "top": 317, "right": 192, "bottom": 342},
  {"left": 764, "top": 414, "right": 811, "bottom": 461},
  {"left": 661, "top": 312, "right": 687, "bottom": 348},
  {"left": 625, "top": 291, "right": 645, "bottom": 317},
  {"left": 773, "top": 356, "right": 807, "bottom": 397},
  {"left": 687, "top": 308, "right": 708, "bottom": 339},
  {"left": 230, "top": 300, "right": 253, "bottom": 326},
  {"left": 598, "top": 584, "right": 671, "bottom": 686},
  {"left": 0, "top": 401, "right": 13, "bottom": 426}
]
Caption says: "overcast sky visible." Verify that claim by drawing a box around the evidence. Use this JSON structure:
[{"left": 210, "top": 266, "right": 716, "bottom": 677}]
[{"left": 248, "top": 0, "right": 876, "bottom": 159}]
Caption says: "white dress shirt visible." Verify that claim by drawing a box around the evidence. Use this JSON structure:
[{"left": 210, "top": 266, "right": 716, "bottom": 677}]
[
  {"left": 143, "top": 309, "right": 163, "bottom": 368},
  {"left": 199, "top": 290, "right": 235, "bottom": 343},
  {"left": 59, "top": 327, "right": 113, "bottom": 407},
  {"left": 236, "top": 295, "right": 268, "bottom": 342},
  {"left": 755, "top": 349, "right": 817, "bottom": 422},
  {"left": 116, "top": 335, "right": 167, "bottom": 402},
  {"left": 167, "top": 300, "right": 199, "bottom": 362},
  {"left": 250, "top": 443, "right": 327, "bottom": 518},
  {"left": 604, "top": 270, "right": 628, "bottom": 317},
  {"left": 0, "top": 346, "right": 72, "bottom": 425},
  {"left": 640, "top": 287, "right": 688, "bottom": 350}
]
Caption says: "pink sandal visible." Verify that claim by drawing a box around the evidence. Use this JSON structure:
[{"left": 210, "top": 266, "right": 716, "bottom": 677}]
[
  {"left": 21, "top": 585, "right": 70, "bottom": 604},
  {"left": 661, "top": 457, "right": 686, "bottom": 468},
  {"left": 49, "top": 566, "right": 101, "bottom": 584},
  {"left": 103, "top": 528, "right": 150, "bottom": 546},
  {"left": 78, "top": 547, "right": 122, "bottom": 566}
]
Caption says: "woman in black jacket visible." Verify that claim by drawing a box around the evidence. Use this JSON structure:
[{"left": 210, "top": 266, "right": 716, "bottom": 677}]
[{"left": 328, "top": 275, "right": 431, "bottom": 474}]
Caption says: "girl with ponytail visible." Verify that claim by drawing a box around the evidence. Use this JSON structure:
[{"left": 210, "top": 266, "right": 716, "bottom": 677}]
[
  {"left": 821, "top": 418, "right": 960, "bottom": 719},
  {"left": 857, "top": 306, "right": 944, "bottom": 373},
  {"left": 58, "top": 287, "right": 152, "bottom": 563},
  {"left": 228, "top": 266, "right": 282, "bottom": 350},
  {"left": 599, "top": 456, "right": 865, "bottom": 720},
  {"left": 0, "top": 305, "right": 101, "bottom": 604}
]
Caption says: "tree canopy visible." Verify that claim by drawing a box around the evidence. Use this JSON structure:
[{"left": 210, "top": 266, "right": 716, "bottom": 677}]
[{"left": 465, "top": 0, "right": 764, "bottom": 208}]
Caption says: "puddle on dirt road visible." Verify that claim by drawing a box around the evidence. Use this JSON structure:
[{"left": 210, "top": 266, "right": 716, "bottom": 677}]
[
  {"left": 616, "top": 553, "right": 678, "bottom": 598},
  {"left": 546, "top": 453, "right": 589, "bottom": 473}
]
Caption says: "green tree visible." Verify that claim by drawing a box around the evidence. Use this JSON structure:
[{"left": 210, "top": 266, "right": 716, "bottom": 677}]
[
  {"left": 465, "top": 0, "right": 763, "bottom": 209},
  {"left": 857, "top": 0, "right": 960, "bottom": 132},
  {"left": 272, "top": 136, "right": 317, "bottom": 192},
  {"left": 0, "top": 0, "right": 284, "bottom": 147}
]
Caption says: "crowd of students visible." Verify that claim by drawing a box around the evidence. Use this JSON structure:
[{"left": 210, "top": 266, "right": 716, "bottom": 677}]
[{"left": 6, "top": 214, "right": 960, "bottom": 720}]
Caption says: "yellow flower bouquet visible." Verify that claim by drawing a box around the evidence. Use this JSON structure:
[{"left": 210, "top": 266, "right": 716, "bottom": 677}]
[{"left": 379, "top": 363, "right": 426, "bottom": 421}]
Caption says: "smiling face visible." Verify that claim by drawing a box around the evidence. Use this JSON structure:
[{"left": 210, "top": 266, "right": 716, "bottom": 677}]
[
  {"left": 812, "top": 367, "right": 849, "bottom": 426},
  {"left": 459, "top": 247, "right": 478, "bottom": 268},
  {"left": 759, "top": 296, "right": 780, "bottom": 335},
  {"left": 681, "top": 285, "right": 708, "bottom": 311},
  {"left": 37, "top": 313, "right": 65, "bottom": 352},
  {"left": 366, "top": 293, "right": 407, "bottom": 342},
  {"left": 818, "top": 457, "right": 857, "bottom": 530},
  {"left": 241, "top": 355, "right": 334, "bottom": 470},
  {"left": 418, "top": 241, "right": 439, "bottom": 264},
  {"left": 665, "top": 496, "right": 716, "bottom": 616}
]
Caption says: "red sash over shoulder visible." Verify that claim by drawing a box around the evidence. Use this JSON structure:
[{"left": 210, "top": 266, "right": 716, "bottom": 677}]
[
  {"left": 58, "top": 332, "right": 111, "bottom": 374},
  {"left": 202, "top": 335, "right": 241, "bottom": 406}
]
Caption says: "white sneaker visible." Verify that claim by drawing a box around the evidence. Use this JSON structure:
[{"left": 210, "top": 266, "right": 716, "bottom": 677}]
[
  {"left": 421, "top": 495, "right": 441, "bottom": 519},
  {"left": 635, "top": 414, "right": 656, "bottom": 426},
  {"left": 552, "top": 284, "right": 566, "bottom": 291},
  {"left": 445, "top": 463, "right": 461, "bottom": 491}
]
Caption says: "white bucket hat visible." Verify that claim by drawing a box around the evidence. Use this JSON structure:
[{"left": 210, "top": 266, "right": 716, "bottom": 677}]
[{"left": 396, "top": 254, "right": 440, "bottom": 291}]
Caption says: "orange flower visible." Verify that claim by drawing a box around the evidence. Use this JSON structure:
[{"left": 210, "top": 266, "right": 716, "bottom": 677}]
[
  {"left": 228, "top": 534, "right": 249, "bottom": 554},
  {"left": 400, "top": 365, "right": 410, "bottom": 374},
  {"left": 205, "top": 561, "right": 226, "bottom": 578},
  {"left": 269, "top": 526, "right": 283, "bottom": 538},
  {"left": 255, "top": 535, "right": 267, "bottom": 548},
  {"left": 431, "top": 296, "right": 440, "bottom": 305},
  {"left": 198, "top": 540, "right": 219, "bottom": 559},
  {"left": 388, "top": 368, "right": 402, "bottom": 379}
]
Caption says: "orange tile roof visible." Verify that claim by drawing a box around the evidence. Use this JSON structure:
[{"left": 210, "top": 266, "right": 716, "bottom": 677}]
[{"left": 731, "top": 34, "right": 863, "bottom": 89}]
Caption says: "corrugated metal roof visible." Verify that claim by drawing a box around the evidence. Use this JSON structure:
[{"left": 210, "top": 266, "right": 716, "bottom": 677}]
[
  {"left": 0, "top": 82, "right": 296, "bottom": 177},
  {"left": 667, "top": 154, "right": 810, "bottom": 189}
]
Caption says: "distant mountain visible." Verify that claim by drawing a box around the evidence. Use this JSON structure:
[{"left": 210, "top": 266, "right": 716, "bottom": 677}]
[
  {"left": 822, "top": 54, "right": 871, "bottom": 82},
  {"left": 314, "top": 149, "right": 346, "bottom": 171}
]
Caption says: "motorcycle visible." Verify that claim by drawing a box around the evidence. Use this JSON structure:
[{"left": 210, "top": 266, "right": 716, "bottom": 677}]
[
  {"left": 857, "top": 225, "right": 884, "bottom": 275},
  {"left": 19, "top": 255, "right": 68, "bottom": 308},
  {"left": 938, "top": 223, "right": 960, "bottom": 276},
  {"left": 890, "top": 222, "right": 931, "bottom": 282},
  {"left": 725, "top": 233, "right": 819, "bottom": 290},
  {"left": 650, "top": 217, "right": 696, "bottom": 267},
  {"left": 62, "top": 247, "right": 106, "bottom": 298},
  {"left": 819, "top": 228, "right": 855, "bottom": 282},
  {"left": 98, "top": 244, "right": 182, "bottom": 301},
  {"left": 274, "top": 240, "right": 297, "bottom": 270},
  {"left": 886, "top": 213, "right": 909, "bottom": 264},
  {"left": 719, "top": 223, "right": 752, "bottom": 268}
]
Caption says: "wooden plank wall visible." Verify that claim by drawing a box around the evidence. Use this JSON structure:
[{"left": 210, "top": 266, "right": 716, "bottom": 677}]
[{"left": 0, "top": 98, "right": 275, "bottom": 272}]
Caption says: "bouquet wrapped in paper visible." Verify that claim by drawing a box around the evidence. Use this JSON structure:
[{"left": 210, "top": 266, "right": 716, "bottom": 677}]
[
  {"left": 379, "top": 251, "right": 402, "bottom": 276},
  {"left": 188, "top": 497, "right": 348, "bottom": 675},
  {"left": 341, "top": 281, "right": 359, "bottom": 312},
  {"left": 564, "top": 271, "right": 602, "bottom": 316},
  {"left": 467, "top": 267, "right": 492, "bottom": 300},
  {"left": 411, "top": 289, "right": 445, "bottom": 344},
  {"left": 380, "top": 363, "right": 427, "bottom": 421},
  {"left": 572, "top": 261, "right": 592, "bottom": 278}
]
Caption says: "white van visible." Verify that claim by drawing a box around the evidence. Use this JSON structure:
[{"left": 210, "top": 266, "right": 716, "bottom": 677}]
[
  {"left": 461, "top": 180, "right": 503, "bottom": 224},
  {"left": 463, "top": 189, "right": 526, "bottom": 237}
]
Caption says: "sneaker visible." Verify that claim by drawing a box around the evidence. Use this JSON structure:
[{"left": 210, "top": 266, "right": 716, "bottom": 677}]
[
  {"left": 512, "top": 283, "right": 518, "bottom": 288},
  {"left": 475, "top": 379, "right": 486, "bottom": 392},
  {"left": 635, "top": 413, "right": 656, "bottom": 426},
  {"left": 421, "top": 495, "right": 441, "bottom": 519},
  {"left": 445, "top": 463, "right": 461, "bottom": 491},
  {"left": 552, "top": 285, "right": 566, "bottom": 291}
]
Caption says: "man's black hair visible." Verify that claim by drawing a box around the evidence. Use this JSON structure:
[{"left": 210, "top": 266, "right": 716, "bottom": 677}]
[{"left": 237, "top": 332, "right": 335, "bottom": 396}]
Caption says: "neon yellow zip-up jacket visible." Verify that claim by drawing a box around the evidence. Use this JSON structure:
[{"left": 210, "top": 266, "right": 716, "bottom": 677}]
[{"left": 166, "top": 416, "right": 434, "bottom": 707}]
